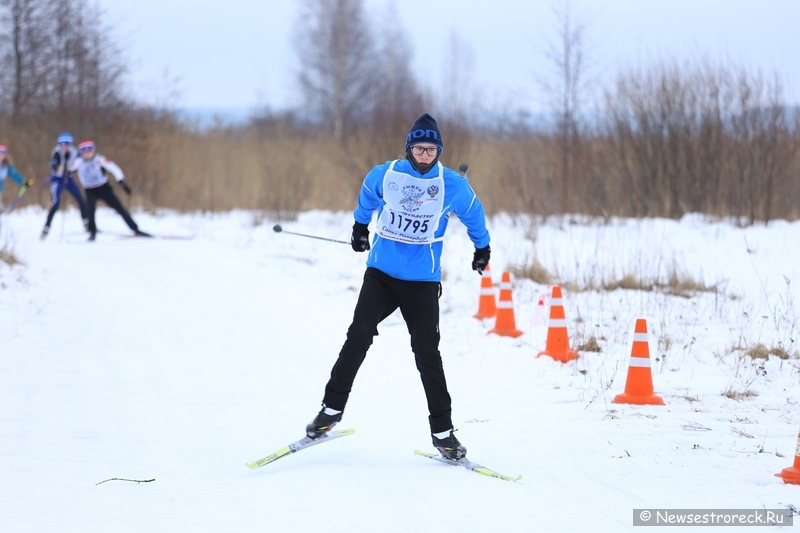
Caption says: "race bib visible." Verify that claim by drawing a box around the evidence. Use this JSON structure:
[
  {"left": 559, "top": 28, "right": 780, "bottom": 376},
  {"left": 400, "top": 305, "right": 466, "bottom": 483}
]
[
  {"left": 377, "top": 161, "right": 445, "bottom": 244},
  {"left": 75, "top": 159, "right": 106, "bottom": 188}
]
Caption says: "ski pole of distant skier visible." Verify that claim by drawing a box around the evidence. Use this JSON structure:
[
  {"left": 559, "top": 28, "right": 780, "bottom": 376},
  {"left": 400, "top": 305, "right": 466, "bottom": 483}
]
[{"left": 272, "top": 224, "right": 349, "bottom": 245}]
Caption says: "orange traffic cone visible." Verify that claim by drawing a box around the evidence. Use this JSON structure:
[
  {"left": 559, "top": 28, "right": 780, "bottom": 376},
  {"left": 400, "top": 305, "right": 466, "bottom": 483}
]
[
  {"left": 473, "top": 263, "right": 496, "bottom": 320},
  {"left": 612, "top": 318, "right": 665, "bottom": 405},
  {"left": 487, "top": 271, "right": 523, "bottom": 337},
  {"left": 536, "top": 285, "right": 578, "bottom": 362},
  {"left": 775, "top": 429, "right": 800, "bottom": 484}
]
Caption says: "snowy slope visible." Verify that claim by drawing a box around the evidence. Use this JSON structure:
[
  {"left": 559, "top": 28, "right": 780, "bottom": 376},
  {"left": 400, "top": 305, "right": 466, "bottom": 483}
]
[{"left": 1, "top": 206, "right": 799, "bottom": 532}]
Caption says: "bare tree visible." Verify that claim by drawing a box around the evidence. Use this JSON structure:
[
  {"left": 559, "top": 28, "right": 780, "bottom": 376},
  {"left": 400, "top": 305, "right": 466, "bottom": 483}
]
[
  {"left": 369, "top": 1, "right": 423, "bottom": 127},
  {"left": 435, "top": 30, "right": 479, "bottom": 164},
  {"left": 353, "top": 1, "right": 424, "bottom": 163},
  {"left": 293, "top": 0, "right": 378, "bottom": 139},
  {"left": 439, "top": 30, "right": 477, "bottom": 124},
  {"left": 604, "top": 57, "right": 796, "bottom": 222},
  {"left": 0, "top": 0, "right": 126, "bottom": 121},
  {"left": 0, "top": 0, "right": 51, "bottom": 121},
  {"left": 536, "top": 0, "right": 596, "bottom": 213}
]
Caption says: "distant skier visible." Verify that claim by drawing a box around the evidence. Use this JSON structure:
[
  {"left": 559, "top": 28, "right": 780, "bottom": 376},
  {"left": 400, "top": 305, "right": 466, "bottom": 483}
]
[
  {"left": 69, "top": 140, "right": 150, "bottom": 241},
  {"left": 305, "top": 113, "right": 491, "bottom": 461},
  {"left": 0, "top": 144, "right": 33, "bottom": 211},
  {"left": 41, "top": 133, "right": 89, "bottom": 240}
]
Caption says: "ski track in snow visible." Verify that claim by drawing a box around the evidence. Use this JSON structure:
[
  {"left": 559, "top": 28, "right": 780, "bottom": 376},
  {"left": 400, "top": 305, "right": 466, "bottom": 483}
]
[{"left": 1, "top": 206, "right": 799, "bottom": 532}]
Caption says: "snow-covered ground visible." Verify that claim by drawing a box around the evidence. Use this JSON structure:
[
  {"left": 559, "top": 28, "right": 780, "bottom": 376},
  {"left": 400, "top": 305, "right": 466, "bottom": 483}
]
[{"left": 1, "top": 206, "right": 799, "bottom": 532}]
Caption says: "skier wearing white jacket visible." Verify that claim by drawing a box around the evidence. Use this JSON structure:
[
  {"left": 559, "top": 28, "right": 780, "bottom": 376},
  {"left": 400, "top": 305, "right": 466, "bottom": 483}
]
[{"left": 69, "top": 140, "right": 150, "bottom": 241}]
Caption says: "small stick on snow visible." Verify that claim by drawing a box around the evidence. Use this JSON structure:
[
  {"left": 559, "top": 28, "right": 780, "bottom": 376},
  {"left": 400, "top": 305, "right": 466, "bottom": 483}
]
[{"left": 96, "top": 478, "right": 155, "bottom": 485}]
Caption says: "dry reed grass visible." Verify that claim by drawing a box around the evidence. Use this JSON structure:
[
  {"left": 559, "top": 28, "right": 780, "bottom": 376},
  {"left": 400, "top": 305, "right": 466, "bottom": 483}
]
[{"left": 0, "top": 242, "right": 22, "bottom": 267}]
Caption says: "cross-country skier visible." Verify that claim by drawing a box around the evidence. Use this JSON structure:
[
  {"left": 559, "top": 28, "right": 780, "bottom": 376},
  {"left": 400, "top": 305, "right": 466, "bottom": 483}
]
[
  {"left": 41, "top": 133, "right": 89, "bottom": 239},
  {"left": 0, "top": 144, "right": 33, "bottom": 210},
  {"left": 305, "top": 113, "right": 491, "bottom": 461},
  {"left": 69, "top": 140, "right": 150, "bottom": 241}
]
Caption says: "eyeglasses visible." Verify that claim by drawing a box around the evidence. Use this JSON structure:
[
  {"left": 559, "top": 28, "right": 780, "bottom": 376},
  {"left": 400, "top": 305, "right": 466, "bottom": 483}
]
[
  {"left": 79, "top": 146, "right": 95, "bottom": 153},
  {"left": 410, "top": 146, "right": 439, "bottom": 157},
  {"left": 58, "top": 141, "right": 72, "bottom": 146}
]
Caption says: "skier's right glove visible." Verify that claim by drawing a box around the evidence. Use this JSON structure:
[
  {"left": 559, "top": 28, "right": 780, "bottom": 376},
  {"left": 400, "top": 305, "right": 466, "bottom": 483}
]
[
  {"left": 351, "top": 221, "right": 370, "bottom": 252},
  {"left": 119, "top": 180, "right": 132, "bottom": 195}
]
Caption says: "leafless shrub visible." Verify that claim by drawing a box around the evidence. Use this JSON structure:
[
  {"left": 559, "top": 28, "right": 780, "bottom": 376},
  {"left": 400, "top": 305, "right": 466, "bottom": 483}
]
[
  {"left": 508, "top": 257, "right": 553, "bottom": 285},
  {"left": 724, "top": 388, "right": 759, "bottom": 401},
  {"left": 658, "top": 334, "right": 673, "bottom": 353},
  {"left": 575, "top": 336, "right": 601, "bottom": 352},
  {"left": 514, "top": 257, "right": 716, "bottom": 296},
  {"left": 0, "top": 241, "right": 22, "bottom": 266},
  {"left": 603, "top": 57, "right": 798, "bottom": 222},
  {"left": 742, "top": 343, "right": 795, "bottom": 361}
]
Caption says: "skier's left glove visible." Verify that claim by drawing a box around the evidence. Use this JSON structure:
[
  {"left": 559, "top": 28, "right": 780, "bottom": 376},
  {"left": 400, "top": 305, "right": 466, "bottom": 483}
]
[
  {"left": 472, "top": 245, "right": 491, "bottom": 275},
  {"left": 119, "top": 180, "right": 132, "bottom": 195}
]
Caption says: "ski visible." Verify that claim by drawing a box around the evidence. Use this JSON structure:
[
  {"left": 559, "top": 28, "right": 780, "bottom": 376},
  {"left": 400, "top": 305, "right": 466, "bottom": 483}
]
[
  {"left": 414, "top": 450, "right": 522, "bottom": 482},
  {"left": 116, "top": 234, "right": 195, "bottom": 240},
  {"left": 246, "top": 428, "right": 355, "bottom": 469}
]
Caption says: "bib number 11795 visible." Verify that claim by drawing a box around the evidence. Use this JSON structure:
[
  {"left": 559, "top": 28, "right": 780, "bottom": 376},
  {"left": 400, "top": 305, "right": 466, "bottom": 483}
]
[{"left": 389, "top": 212, "right": 429, "bottom": 234}]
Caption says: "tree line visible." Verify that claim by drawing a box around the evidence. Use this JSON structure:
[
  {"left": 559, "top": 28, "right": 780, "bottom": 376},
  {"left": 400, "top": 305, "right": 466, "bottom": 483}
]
[{"left": 0, "top": 0, "right": 797, "bottom": 223}]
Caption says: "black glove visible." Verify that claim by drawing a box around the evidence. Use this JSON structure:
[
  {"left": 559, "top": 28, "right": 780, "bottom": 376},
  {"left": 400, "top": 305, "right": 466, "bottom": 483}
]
[
  {"left": 472, "top": 245, "right": 491, "bottom": 275},
  {"left": 351, "top": 221, "right": 370, "bottom": 252},
  {"left": 119, "top": 180, "right": 132, "bottom": 195}
]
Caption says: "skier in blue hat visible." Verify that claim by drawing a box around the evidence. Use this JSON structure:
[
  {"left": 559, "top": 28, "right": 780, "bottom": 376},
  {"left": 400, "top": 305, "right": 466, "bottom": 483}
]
[
  {"left": 304, "top": 113, "right": 491, "bottom": 461},
  {"left": 41, "top": 133, "right": 89, "bottom": 240}
]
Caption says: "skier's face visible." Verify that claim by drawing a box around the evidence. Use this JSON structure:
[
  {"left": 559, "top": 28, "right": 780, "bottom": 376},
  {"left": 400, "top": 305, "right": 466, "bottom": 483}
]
[
  {"left": 80, "top": 148, "right": 95, "bottom": 160},
  {"left": 410, "top": 144, "right": 438, "bottom": 165},
  {"left": 59, "top": 143, "right": 71, "bottom": 154}
]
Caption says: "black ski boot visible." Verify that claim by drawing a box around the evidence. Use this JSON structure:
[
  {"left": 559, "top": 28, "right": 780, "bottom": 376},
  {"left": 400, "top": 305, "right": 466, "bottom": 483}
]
[
  {"left": 305, "top": 406, "right": 343, "bottom": 440},
  {"left": 432, "top": 429, "right": 467, "bottom": 460}
]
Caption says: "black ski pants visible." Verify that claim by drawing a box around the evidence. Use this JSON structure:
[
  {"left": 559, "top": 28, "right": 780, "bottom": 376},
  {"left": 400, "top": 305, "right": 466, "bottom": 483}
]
[
  {"left": 322, "top": 267, "right": 454, "bottom": 434},
  {"left": 85, "top": 182, "right": 138, "bottom": 233}
]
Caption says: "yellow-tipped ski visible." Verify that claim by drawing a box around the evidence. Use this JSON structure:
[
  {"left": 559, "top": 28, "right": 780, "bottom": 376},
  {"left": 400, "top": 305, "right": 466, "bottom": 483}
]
[
  {"left": 472, "top": 466, "right": 523, "bottom": 482},
  {"left": 246, "top": 429, "right": 355, "bottom": 470},
  {"left": 414, "top": 450, "right": 521, "bottom": 482},
  {"left": 246, "top": 446, "right": 292, "bottom": 469}
]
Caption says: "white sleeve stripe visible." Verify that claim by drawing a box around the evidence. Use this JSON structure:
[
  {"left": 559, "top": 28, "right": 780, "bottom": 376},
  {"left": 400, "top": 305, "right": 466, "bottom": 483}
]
[{"left": 465, "top": 193, "right": 477, "bottom": 212}]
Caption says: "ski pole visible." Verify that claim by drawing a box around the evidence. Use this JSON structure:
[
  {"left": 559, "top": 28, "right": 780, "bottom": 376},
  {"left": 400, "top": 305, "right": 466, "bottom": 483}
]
[
  {"left": 272, "top": 224, "right": 349, "bottom": 245},
  {"left": 458, "top": 163, "right": 469, "bottom": 177},
  {"left": 0, "top": 193, "right": 25, "bottom": 214},
  {"left": 0, "top": 180, "right": 35, "bottom": 214}
]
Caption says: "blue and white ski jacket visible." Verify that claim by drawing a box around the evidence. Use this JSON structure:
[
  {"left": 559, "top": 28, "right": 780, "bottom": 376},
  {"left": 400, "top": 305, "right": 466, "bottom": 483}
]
[
  {"left": 354, "top": 159, "right": 490, "bottom": 282},
  {"left": 49, "top": 145, "right": 79, "bottom": 182},
  {"left": 0, "top": 163, "right": 25, "bottom": 193}
]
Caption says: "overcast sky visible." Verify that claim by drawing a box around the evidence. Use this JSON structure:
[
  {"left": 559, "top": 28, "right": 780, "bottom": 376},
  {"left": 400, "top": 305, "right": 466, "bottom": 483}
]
[{"left": 98, "top": 0, "right": 800, "bottom": 115}]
